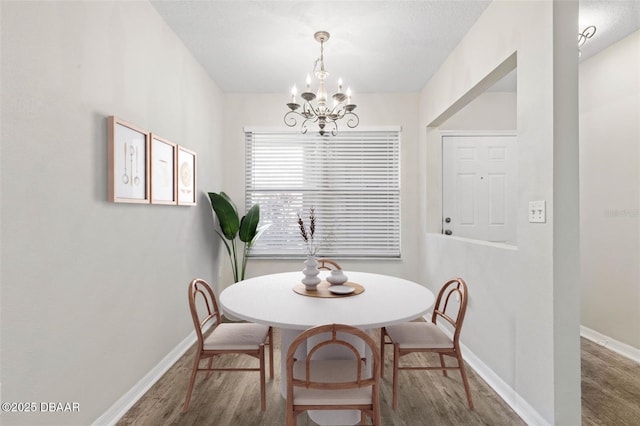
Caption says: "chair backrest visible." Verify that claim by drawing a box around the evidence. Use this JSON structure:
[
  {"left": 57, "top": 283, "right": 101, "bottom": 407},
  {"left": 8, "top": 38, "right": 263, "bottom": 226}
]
[
  {"left": 431, "top": 278, "right": 468, "bottom": 345},
  {"left": 317, "top": 259, "right": 342, "bottom": 270},
  {"left": 188, "top": 279, "right": 222, "bottom": 348},
  {"left": 286, "top": 324, "right": 380, "bottom": 393}
]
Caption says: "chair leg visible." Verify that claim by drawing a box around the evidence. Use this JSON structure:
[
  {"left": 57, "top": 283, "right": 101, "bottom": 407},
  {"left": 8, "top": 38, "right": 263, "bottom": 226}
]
[
  {"left": 439, "top": 353, "right": 448, "bottom": 377},
  {"left": 285, "top": 405, "right": 296, "bottom": 426},
  {"left": 380, "top": 327, "right": 386, "bottom": 378},
  {"left": 360, "top": 410, "right": 366, "bottom": 425},
  {"left": 457, "top": 352, "right": 474, "bottom": 410},
  {"left": 372, "top": 389, "right": 381, "bottom": 425},
  {"left": 268, "top": 327, "right": 274, "bottom": 379},
  {"left": 182, "top": 354, "right": 201, "bottom": 413},
  {"left": 392, "top": 343, "right": 400, "bottom": 410},
  {"left": 205, "top": 356, "right": 214, "bottom": 379},
  {"left": 259, "top": 344, "right": 266, "bottom": 411}
]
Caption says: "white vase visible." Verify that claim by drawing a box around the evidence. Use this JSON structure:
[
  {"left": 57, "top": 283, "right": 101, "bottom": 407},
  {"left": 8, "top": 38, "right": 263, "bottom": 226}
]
[
  {"left": 301, "top": 255, "right": 321, "bottom": 290},
  {"left": 326, "top": 269, "right": 348, "bottom": 285}
]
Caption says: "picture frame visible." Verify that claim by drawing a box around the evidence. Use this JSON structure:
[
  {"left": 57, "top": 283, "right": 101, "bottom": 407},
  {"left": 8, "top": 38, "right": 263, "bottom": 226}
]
[
  {"left": 108, "top": 116, "right": 150, "bottom": 203},
  {"left": 177, "top": 146, "right": 197, "bottom": 206},
  {"left": 150, "top": 133, "right": 177, "bottom": 205}
]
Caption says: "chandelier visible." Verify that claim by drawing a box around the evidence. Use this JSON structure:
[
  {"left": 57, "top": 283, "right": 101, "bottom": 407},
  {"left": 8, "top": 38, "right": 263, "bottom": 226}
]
[
  {"left": 284, "top": 31, "right": 359, "bottom": 136},
  {"left": 578, "top": 25, "right": 596, "bottom": 57}
]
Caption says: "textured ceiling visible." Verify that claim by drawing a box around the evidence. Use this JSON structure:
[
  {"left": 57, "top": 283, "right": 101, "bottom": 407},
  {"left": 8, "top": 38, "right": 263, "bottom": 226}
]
[
  {"left": 579, "top": 0, "right": 640, "bottom": 60},
  {"left": 150, "top": 0, "right": 640, "bottom": 94}
]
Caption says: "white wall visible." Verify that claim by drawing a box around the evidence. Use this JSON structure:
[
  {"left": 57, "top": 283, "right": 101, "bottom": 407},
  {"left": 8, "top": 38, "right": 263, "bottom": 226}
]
[
  {"left": 418, "top": 1, "right": 580, "bottom": 424},
  {"left": 1, "top": 1, "right": 223, "bottom": 424},
  {"left": 430, "top": 90, "right": 519, "bottom": 392},
  {"left": 580, "top": 29, "right": 640, "bottom": 349},
  {"left": 439, "top": 92, "right": 517, "bottom": 131},
  {"left": 217, "top": 93, "right": 421, "bottom": 289}
]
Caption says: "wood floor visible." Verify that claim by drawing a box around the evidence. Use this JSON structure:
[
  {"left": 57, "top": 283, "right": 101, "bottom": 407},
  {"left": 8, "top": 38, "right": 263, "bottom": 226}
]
[
  {"left": 118, "top": 330, "right": 639, "bottom": 425},
  {"left": 581, "top": 338, "right": 640, "bottom": 426}
]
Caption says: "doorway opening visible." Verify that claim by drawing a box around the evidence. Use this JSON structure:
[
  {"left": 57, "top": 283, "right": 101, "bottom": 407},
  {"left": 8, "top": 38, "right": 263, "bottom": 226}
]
[{"left": 437, "top": 61, "right": 517, "bottom": 245}]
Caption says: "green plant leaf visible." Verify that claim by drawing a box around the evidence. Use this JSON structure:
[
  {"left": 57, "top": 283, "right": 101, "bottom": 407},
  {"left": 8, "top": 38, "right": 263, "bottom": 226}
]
[
  {"left": 208, "top": 192, "right": 239, "bottom": 240},
  {"left": 249, "top": 223, "right": 271, "bottom": 248},
  {"left": 215, "top": 230, "right": 232, "bottom": 257},
  {"left": 239, "top": 204, "right": 260, "bottom": 243}
]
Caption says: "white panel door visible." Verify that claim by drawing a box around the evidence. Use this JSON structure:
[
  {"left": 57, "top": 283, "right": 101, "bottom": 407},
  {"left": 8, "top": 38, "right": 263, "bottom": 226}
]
[{"left": 442, "top": 134, "right": 517, "bottom": 244}]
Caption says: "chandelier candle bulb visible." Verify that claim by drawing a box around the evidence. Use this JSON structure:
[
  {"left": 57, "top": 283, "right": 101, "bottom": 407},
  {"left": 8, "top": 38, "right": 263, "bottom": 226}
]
[{"left": 306, "top": 74, "right": 311, "bottom": 90}]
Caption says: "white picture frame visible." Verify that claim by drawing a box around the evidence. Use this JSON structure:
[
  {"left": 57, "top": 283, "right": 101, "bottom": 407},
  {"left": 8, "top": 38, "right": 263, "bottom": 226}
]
[
  {"left": 150, "top": 134, "right": 177, "bottom": 205},
  {"left": 177, "top": 146, "right": 197, "bottom": 206},
  {"left": 108, "top": 116, "right": 150, "bottom": 204}
]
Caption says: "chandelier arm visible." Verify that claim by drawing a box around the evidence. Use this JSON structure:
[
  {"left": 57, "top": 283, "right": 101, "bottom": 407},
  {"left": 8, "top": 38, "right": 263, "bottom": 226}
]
[
  {"left": 328, "top": 105, "right": 346, "bottom": 120},
  {"left": 302, "top": 102, "right": 318, "bottom": 118},
  {"left": 345, "top": 112, "right": 360, "bottom": 129},
  {"left": 284, "top": 110, "right": 304, "bottom": 128},
  {"left": 311, "top": 103, "right": 324, "bottom": 118},
  {"left": 303, "top": 114, "right": 319, "bottom": 125},
  {"left": 301, "top": 116, "right": 319, "bottom": 134},
  {"left": 328, "top": 120, "right": 338, "bottom": 136}
]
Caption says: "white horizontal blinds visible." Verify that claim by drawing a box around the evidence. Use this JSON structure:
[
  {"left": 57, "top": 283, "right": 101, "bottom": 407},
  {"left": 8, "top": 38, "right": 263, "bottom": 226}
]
[{"left": 245, "top": 130, "right": 400, "bottom": 258}]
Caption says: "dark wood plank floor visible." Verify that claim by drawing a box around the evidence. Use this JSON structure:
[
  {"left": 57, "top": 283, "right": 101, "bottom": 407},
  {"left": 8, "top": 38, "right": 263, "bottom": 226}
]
[
  {"left": 117, "top": 330, "right": 639, "bottom": 425},
  {"left": 581, "top": 338, "right": 640, "bottom": 426}
]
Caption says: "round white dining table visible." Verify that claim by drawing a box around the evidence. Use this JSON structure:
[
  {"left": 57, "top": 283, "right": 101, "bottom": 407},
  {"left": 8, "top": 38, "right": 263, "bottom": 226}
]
[{"left": 219, "top": 270, "right": 435, "bottom": 425}]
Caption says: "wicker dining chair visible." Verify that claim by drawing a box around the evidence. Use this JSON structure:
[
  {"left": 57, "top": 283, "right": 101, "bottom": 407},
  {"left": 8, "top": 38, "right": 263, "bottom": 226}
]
[
  {"left": 285, "top": 323, "right": 381, "bottom": 425},
  {"left": 380, "top": 278, "right": 473, "bottom": 410},
  {"left": 317, "top": 259, "right": 342, "bottom": 270},
  {"left": 183, "top": 278, "right": 273, "bottom": 412}
]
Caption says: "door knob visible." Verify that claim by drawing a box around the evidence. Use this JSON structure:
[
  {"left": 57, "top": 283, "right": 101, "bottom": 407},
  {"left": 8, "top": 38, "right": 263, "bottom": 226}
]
[
  {"left": 444, "top": 217, "right": 451, "bottom": 223},
  {"left": 444, "top": 229, "right": 452, "bottom": 235}
]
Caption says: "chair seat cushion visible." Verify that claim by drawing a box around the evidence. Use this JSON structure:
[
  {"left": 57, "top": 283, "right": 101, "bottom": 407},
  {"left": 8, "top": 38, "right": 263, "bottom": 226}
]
[
  {"left": 203, "top": 322, "right": 269, "bottom": 350},
  {"left": 386, "top": 322, "right": 453, "bottom": 349},
  {"left": 292, "top": 359, "right": 373, "bottom": 405}
]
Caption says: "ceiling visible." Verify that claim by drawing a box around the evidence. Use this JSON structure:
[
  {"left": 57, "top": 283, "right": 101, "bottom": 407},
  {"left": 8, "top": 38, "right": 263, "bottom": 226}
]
[{"left": 150, "top": 0, "right": 640, "bottom": 94}]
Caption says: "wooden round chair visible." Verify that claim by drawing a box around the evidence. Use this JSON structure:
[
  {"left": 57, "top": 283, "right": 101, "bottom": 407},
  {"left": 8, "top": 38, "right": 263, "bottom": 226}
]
[
  {"left": 380, "top": 278, "right": 473, "bottom": 410},
  {"left": 285, "top": 323, "right": 381, "bottom": 425},
  {"left": 317, "top": 258, "right": 342, "bottom": 270},
  {"left": 183, "top": 278, "right": 273, "bottom": 413}
]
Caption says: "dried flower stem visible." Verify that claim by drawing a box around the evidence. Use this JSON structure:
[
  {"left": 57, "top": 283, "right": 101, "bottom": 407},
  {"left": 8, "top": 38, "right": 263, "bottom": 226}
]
[
  {"left": 297, "top": 214, "right": 308, "bottom": 242},
  {"left": 309, "top": 207, "right": 316, "bottom": 240},
  {"left": 297, "top": 207, "right": 318, "bottom": 255}
]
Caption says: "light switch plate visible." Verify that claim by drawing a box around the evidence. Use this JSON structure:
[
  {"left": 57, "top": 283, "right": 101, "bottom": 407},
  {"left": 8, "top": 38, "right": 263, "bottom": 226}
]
[{"left": 529, "top": 200, "right": 546, "bottom": 223}]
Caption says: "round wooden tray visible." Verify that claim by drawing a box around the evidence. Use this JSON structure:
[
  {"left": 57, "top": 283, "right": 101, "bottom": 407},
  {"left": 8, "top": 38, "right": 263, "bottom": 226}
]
[{"left": 293, "top": 280, "right": 364, "bottom": 298}]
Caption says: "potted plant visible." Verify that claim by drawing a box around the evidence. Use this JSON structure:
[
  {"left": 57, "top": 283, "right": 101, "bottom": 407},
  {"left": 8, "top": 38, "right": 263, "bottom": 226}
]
[{"left": 208, "top": 191, "right": 267, "bottom": 282}]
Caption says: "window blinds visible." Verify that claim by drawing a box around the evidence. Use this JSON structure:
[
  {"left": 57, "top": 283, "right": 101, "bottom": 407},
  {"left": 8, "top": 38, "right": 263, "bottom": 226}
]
[{"left": 245, "top": 129, "right": 401, "bottom": 258}]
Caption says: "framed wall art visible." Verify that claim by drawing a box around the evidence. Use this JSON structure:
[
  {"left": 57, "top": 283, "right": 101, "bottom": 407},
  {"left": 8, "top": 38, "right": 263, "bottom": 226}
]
[
  {"left": 108, "top": 116, "right": 150, "bottom": 203},
  {"left": 150, "top": 133, "right": 177, "bottom": 205},
  {"left": 177, "top": 146, "right": 197, "bottom": 206}
]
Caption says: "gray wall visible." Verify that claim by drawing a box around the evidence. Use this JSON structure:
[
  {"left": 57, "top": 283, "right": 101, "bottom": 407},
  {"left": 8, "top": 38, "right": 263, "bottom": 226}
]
[
  {"left": 430, "top": 29, "right": 640, "bottom": 355},
  {"left": 1, "top": 1, "right": 223, "bottom": 424},
  {"left": 580, "top": 29, "right": 640, "bottom": 349},
  {"left": 419, "top": 1, "right": 580, "bottom": 423}
]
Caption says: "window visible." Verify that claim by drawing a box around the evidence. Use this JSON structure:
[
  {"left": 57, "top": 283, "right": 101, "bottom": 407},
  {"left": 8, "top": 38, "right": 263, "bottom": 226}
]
[{"left": 245, "top": 128, "right": 401, "bottom": 258}]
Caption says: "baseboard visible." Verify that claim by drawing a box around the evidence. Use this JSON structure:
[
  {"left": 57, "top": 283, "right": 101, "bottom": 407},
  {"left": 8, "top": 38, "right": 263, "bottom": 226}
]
[
  {"left": 427, "top": 315, "right": 549, "bottom": 426},
  {"left": 580, "top": 325, "right": 640, "bottom": 364},
  {"left": 458, "top": 339, "right": 550, "bottom": 426},
  {"left": 92, "top": 331, "right": 197, "bottom": 426}
]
